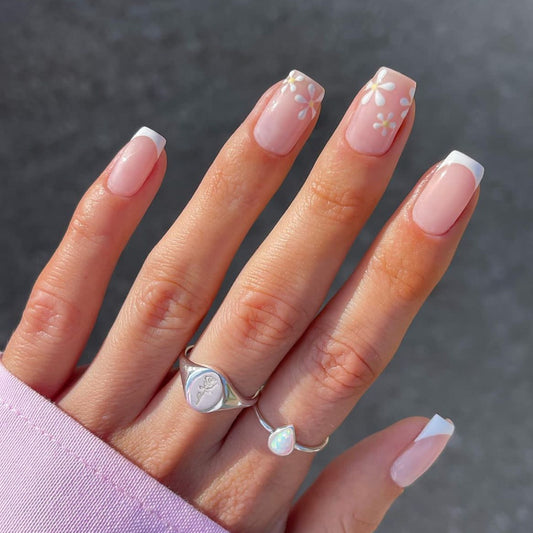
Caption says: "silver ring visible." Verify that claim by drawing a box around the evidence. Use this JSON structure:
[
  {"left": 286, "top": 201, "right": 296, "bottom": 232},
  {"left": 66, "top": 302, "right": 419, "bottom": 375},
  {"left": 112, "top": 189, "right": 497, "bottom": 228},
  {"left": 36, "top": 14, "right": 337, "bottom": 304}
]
[
  {"left": 253, "top": 404, "right": 329, "bottom": 456},
  {"left": 178, "top": 345, "right": 262, "bottom": 413}
]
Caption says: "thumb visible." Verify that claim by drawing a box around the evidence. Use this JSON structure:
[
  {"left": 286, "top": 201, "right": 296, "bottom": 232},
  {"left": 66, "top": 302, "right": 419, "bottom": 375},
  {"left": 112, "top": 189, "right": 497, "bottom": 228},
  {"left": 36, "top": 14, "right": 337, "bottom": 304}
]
[{"left": 287, "top": 415, "right": 455, "bottom": 533}]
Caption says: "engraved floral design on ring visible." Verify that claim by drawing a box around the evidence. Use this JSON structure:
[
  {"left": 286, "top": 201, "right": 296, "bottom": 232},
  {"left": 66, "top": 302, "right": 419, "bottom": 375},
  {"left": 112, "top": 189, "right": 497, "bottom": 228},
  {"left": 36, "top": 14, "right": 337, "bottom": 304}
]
[
  {"left": 179, "top": 345, "right": 263, "bottom": 413},
  {"left": 186, "top": 370, "right": 224, "bottom": 412}
]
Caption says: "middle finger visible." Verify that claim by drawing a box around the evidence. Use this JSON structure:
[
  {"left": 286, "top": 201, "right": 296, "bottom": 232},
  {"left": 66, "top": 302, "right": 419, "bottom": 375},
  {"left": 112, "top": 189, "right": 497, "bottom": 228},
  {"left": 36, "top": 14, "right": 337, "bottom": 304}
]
[{"left": 147, "top": 67, "right": 416, "bottom": 446}]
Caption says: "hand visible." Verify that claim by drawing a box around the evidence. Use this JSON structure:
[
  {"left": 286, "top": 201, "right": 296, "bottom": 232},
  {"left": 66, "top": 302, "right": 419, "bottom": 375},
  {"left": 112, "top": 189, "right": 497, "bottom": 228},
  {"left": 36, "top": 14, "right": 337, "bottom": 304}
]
[{"left": 2, "top": 67, "right": 482, "bottom": 532}]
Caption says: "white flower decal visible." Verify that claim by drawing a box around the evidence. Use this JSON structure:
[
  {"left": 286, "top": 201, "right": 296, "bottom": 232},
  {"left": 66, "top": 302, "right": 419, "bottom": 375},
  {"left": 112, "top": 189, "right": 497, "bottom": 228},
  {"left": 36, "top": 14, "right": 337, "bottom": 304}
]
[
  {"left": 361, "top": 68, "right": 396, "bottom": 107},
  {"left": 295, "top": 83, "right": 324, "bottom": 120},
  {"left": 400, "top": 87, "right": 416, "bottom": 118},
  {"left": 373, "top": 112, "right": 397, "bottom": 136},
  {"left": 281, "top": 70, "right": 304, "bottom": 93}
]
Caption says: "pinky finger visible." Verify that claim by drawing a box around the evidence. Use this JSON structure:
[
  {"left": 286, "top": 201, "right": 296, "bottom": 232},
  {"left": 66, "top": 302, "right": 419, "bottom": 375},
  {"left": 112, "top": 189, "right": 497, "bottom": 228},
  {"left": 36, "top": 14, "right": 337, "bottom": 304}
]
[
  {"left": 287, "top": 415, "right": 454, "bottom": 533},
  {"left": 3, "top": 127, "right": 166, "bottom": 397}
]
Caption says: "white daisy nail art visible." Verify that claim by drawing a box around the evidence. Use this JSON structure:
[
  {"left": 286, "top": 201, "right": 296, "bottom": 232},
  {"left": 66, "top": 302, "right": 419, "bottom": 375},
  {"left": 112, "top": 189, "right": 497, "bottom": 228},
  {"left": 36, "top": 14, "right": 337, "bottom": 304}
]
[
  {"left": 253, "top": 69, "right": 324, "bottom": 155},
  {"left": 361, "top": 67, "right": 396, "bottom": 107},
  {"left": 400, "top": 86, "right": 416, "bottom": 118},
  {"left": 295, "top": 83, "right": 325, "bottom": 120},
  {"left": 373, "top": 112, "right": 397, "bottom": 136},
  {"left": 281, "top": 70, "right": 305, "bottom": 93}
]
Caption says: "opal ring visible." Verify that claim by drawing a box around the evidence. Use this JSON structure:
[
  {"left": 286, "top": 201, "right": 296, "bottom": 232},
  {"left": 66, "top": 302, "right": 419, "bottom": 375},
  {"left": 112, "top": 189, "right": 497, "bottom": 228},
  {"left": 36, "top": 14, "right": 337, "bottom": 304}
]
[
  {"left": 178, "top": 345, "right": 262, "bottom": 413},
  {"left": 253, "top": 404, "right": 329, "bottom": 456}
]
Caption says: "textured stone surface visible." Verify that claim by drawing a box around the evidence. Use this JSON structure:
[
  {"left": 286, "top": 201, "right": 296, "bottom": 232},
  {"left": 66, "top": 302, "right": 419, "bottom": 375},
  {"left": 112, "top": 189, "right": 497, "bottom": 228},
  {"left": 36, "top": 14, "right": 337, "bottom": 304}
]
[{"left": 1, "top": 1, "right": 532, "bottom": 531}]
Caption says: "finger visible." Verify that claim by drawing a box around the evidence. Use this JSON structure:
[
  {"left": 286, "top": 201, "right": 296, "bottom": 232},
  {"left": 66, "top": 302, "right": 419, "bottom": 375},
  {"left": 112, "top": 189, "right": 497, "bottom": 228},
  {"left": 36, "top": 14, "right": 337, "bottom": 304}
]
[
  {"left": 59, "top": 364, "right": 178, "bottom": 399},
  {"left": 3, "top": 127, "right": 167, "bottom": 397},
  {"left": 186, "top": 415, "right": 454, "bottom": 532},
  {"left": 59, "top": 364, "right": 90, "bottom": 395},
  {"left": 148, "top": 67, "right": 416, "bottom": 444},
  {"left": 58, "top": 70, "right": 325, "bottom": 431},
  {"left": 236, "top": 151, "right": 482, "bottom": 459},
  {"left": 288, "top": 416, "right": 455, "bottom": 533}
]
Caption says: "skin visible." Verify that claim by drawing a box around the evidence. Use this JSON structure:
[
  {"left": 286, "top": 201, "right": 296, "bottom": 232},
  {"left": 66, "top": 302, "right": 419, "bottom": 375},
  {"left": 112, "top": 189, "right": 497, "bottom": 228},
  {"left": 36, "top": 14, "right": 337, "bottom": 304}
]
[{"left": 2, "top": 79, "right": 479, "bottom": 532}]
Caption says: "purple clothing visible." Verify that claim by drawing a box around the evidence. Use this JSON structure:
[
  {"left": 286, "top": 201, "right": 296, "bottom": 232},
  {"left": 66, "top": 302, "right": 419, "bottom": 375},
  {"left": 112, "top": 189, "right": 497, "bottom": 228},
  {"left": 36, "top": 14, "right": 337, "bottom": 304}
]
[{"left": 0, "top": 356, "right": 226, "bottom": 532}]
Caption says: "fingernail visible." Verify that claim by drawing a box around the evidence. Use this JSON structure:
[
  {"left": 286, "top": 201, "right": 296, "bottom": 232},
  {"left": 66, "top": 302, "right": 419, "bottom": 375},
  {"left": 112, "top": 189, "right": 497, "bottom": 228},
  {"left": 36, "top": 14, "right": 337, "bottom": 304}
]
[
  {"left": 253, "top": 69, "right": 325, "bottom": 156},
  {"left": 345, "top": 66, "right": 416, "bottom": 155},
  {"left": 390, "top": 414, "right": 455, "bottom": 488},
  {"left": 412, "top": 150, "right": 484, "bottom": 235},
  {"left": 106, "top": 126, "right": 166, "bottom": 197}
]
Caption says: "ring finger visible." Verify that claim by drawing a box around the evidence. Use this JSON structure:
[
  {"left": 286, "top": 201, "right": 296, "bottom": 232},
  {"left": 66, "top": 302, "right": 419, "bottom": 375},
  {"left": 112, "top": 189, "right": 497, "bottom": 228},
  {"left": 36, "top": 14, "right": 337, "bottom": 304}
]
[{"left": 219, "top": 152, "right": 483, "bottom": 528}]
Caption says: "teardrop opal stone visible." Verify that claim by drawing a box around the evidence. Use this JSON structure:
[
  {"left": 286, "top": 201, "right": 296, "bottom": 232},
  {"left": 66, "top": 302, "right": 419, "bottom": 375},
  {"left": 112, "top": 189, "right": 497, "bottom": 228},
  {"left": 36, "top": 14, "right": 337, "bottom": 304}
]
[{"left": 268, "top": 425, "right": 296, "bottom": 456}]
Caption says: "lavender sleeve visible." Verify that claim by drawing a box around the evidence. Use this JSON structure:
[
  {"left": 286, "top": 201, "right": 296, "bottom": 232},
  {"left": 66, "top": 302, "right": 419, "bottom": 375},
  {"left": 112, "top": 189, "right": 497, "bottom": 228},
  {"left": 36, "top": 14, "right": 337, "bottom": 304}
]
[{"left": 0, "top": 356, "right": 227, "bottom": 532}]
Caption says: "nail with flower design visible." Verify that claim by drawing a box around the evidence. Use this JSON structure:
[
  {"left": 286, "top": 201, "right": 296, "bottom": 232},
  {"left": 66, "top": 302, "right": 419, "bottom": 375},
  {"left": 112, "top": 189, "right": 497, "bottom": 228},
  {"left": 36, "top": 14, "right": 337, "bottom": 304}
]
[
  {"left": 281, "top": 70, "right": 304, "bottom": 93},
  {"left": 400, "top": 87, "right": 416, "bottom": 119},
  {"left": 362, "top": 68, "right": 396, "bottom": 106},
  {"left": 373, "top": 112, "right": 397, "bottom": 137},
  {"left": 254, "top": 69, "right": 325, "bottom": 156},
  {"left": 345, "top": 66, "right": 416, "bottom": 156},
  {"left": 295, "top": 84, "right": 324, "bottom": 120}
]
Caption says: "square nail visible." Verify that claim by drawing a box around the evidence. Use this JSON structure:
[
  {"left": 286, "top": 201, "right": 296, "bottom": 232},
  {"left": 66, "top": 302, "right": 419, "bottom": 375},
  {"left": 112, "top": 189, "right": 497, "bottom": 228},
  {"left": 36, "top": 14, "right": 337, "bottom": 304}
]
[
  {"left": 412, "top": 150, "right": 484, "bottom": 235},
  {"left": 106, "top": 127, "right": 166, "bottom": 197},
  {"left": 253, "top": 70, "right": 325, "bottom": 156},
  {"left": 345, "top": 67, "right": 416, "bottom": 155}
]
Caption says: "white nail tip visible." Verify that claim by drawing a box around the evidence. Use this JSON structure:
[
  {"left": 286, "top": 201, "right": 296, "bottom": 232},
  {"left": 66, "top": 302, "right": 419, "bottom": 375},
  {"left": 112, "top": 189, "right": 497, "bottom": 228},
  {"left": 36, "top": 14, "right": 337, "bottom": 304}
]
[
  {"left": 132, "top": 126, "right": 166, "bottom": 157},
  {"left": 414, "top": 414, "right": 455, "bottom": 442},
  {"left": 443, "top": 150, "right": 485, "bottom": 187}
]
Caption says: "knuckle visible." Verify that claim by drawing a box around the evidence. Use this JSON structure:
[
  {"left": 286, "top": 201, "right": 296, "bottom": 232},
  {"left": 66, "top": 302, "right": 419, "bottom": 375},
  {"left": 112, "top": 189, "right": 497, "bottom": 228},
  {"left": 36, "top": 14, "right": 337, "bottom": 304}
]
[
  {"left": 134, "top": 276, "right": 208, "bottom": 336},
  {"left": 370, "top": 248, "right": 428, "bottom": 304},
  {"left": 229, "top": 284, "right": 303, "bottom": 353},
  {"left": 20, "top": 285, "right": 81, "bottom": 344},
  {"left": 205, "top": 162, "right": 256, "bottom": 213},
  {"left": 306, "top": 178, "right": 368, "bottom": 226},
  {"left": 303, "top": 326, "right": 381, "bottom": 402},
  {"left": 67, "top": 189, "right": 113, "bottom": 247}
]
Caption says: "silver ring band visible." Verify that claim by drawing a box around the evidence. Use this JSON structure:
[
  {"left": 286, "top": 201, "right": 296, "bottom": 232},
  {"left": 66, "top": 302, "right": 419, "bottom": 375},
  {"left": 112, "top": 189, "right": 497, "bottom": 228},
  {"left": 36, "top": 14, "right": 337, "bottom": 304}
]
[
  {"left": 253, "top": 404, "right": 329, "bottom": 456},
  {"left": 178, "top": 345, "right": 262, "bottom": 413}
]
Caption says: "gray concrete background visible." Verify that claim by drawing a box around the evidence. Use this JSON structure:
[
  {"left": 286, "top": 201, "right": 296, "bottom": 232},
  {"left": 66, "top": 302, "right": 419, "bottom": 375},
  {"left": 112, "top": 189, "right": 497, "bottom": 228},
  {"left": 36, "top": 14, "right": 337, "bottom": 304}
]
[{"left": 1, "top": 1, "right": 532, "bottom": 531}]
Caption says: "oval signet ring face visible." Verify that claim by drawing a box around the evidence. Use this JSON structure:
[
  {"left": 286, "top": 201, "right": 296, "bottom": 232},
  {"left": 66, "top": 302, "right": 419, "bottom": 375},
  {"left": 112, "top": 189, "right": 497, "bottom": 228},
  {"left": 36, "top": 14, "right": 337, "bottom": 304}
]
[
  {"left": 178, "top": 345, "right": 263, "bottom": 413},
  {"left": 185, "top": 369, "right": 224, "bottom": 412}
]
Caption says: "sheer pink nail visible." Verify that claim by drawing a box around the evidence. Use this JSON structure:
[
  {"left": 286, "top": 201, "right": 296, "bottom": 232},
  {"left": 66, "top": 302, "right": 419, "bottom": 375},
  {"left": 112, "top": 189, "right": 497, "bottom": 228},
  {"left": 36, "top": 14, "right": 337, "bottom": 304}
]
[
  {"left": 390, "top": 414, "right": 455, "bottom": 488},
  {"left": 253, "top": 70, "right": 325, "bottom": 156},
  {"left": 412, "top": 151, "right": 484, "bottom": 235},
  {"left": 345, "top": 66, "right": 416, "bottom": 155},
  {"left": 107, "top": 127, "right": 166, "bottom": 197}
]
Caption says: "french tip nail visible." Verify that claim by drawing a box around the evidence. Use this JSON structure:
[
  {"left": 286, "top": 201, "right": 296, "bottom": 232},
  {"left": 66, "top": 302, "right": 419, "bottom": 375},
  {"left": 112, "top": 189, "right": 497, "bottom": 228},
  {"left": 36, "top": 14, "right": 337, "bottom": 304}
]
[
  {"left": 390, "top": 414, "right": 455, "bottom": 488},
  {"left": 414, "top": 414, "right": 455, "bottom": 442},
  {"left": 107, "top": 127, "right": 165, "bottom": 197},
  {"left": 444, "top": 150, "right": 485, "bottom": 187},
  {"left": 132, "top": 126, "right": 167, "bottom": 157}
]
